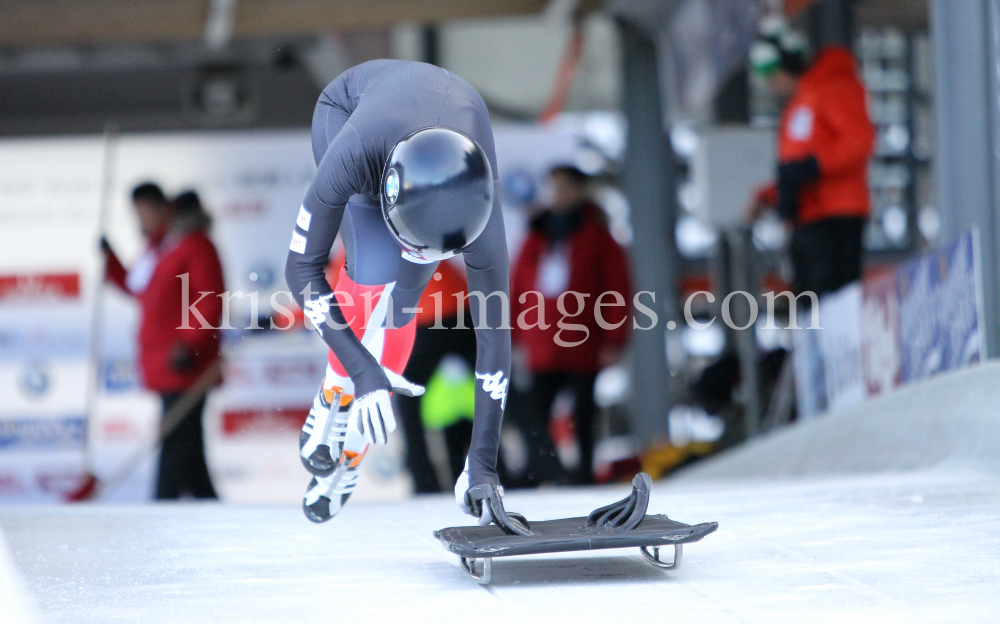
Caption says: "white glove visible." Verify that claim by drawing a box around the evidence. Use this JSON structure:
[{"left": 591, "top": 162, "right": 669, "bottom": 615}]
[
  {"left": 454, "top": 458, "right": 493, "bottom": 526},
  {"left": 350, "top": 389, "right": 395, "bottom": 446},
  {"left": 350, "top": 369, "right": 424, "bottom": 446},
  {"left": 382, "top": 367, "right": 425, "bottom": 397}
]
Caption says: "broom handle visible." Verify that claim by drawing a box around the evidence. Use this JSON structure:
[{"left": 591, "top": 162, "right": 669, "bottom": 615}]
[
  {"left": 99, "top": 357, "right": 224, "bottom": 495},
  {"left": 82, "top": 124, "right": 118, "bottom": 473}
]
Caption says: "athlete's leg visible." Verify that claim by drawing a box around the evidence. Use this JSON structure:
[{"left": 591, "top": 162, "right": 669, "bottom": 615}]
[
  {"left": 299, "top": 367, "right": 353, "bottom": 477},
  {"left": 303, "top": 268, "right": 399, "bottom": 479},
  {"left": 302, "top": 302, "right": 420, "bottom": 520},
  {"left": 396, "top": 324, "right": 447, "bottom": 492},
  {"left": 341, "top": 201, "right": 403, "bottom": 286},
  {"left": 302, "top": 365, "right": 361, "bottom": 522},
  {"left": 388, "top": 259, "right": 445, "bottom": 491},
  {"left": 301, "top": 241, "right": 435, "bottom": 521}
]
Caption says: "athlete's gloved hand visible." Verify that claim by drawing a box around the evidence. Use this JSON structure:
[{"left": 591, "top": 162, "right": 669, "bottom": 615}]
[
  {"left": 455, "top": 458, "right": 494, "bottom": 526},
  {"left": 350, "top": 389, "right": 395, "bottom": 446},
  {"left": 350, "top": 368, "right": 424, "bottom": 446}
]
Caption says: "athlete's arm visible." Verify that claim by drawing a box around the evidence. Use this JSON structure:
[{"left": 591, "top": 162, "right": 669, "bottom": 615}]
[
  {"left": 284, "top": 130, "right": 390, "bottom": 401},
  {"left": 459, "top": 194, "right": 511, "bottom": 488}
]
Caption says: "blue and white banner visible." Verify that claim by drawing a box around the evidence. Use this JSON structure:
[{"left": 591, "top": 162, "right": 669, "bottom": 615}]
[
  {"left": 0, "top": 137, "right": 104, "bottom": 502},
  {"left": 897, "top": 230, "right": 983, "bottom": 383},
  {"left": 818, "top": 283, "right": 865, "bottom": 413},
  {"left": 794, "top": 229, "right": 984, "bottom": 418}
]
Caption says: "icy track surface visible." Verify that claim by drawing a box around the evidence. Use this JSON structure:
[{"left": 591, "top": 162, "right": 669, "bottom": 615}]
[{"left": 3, "top": 470, "right": 1000, "bottom": 624}]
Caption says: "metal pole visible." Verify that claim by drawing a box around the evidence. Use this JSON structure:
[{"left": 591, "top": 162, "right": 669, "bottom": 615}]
[
  {"left": 422, "top": 26, "right": 440, "bottom": 67},
  {"left": 930, "top": 0, "right": 1000, "bottom": 357},
  {"left": 805, "top": 0, "right": 855, "bottom": 49},
  {"left": 725, "top": 227, "right": 762, "bottom": 439},
  {"left": 619, "top": 19, "right": 678, "bottom": 441},
  {"left": 80, "top": 123, "right": 118, "bottom": 484}
]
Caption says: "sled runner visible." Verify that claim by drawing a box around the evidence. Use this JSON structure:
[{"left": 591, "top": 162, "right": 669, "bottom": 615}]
[{"left": 435, "top": 473, "right": 718, "bottom": 584}]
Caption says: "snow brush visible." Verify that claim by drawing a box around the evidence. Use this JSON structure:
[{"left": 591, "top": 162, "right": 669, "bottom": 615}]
[{"left": 65, "top": 357, "right": 223, "bottom": 502}]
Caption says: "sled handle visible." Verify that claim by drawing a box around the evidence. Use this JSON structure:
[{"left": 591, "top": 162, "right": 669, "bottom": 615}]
[{"left": 585, "top": 473, "right": 652, "bottom": 533}]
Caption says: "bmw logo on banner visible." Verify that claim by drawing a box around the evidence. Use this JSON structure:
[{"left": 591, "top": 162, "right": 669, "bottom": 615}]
[{"left": 19, "top": 362, "right": 50, "bottom": 399}]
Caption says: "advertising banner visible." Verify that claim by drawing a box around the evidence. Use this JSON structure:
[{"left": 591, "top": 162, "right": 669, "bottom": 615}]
[
  {"left": 0, "top": 137, "right": 105, "bottom": 502},
  {"left": 897, "top": 230, "right": 983, "bottom": 383},
  {"left": 792, "top": 324, "right": 826, "bottom": 421},
  {"left": 93, "top": 130, "right": 326, "bottom": 503},
  {"left": 793, "top": 229, "right": 983, "bottom": 419},
  {"left": 860, "top": 268, "right": 901, "bottom": 397},
  {"left": 818, "top": 283, "right": 864, "bottom": 413},
  {"left": 0, "top": 119, "right": 621, "bottom": 503}
]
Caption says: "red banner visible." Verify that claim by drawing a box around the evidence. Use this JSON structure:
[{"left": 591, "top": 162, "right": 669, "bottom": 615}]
[
  {"left": 0, "top": 272, "right": 80, "bottom": 302},
  {"left": 221, "top": 407, "right": 309, "bottom": 437}
]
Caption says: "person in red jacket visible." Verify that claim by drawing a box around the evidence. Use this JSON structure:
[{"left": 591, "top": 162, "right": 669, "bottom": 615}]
[
  {"left": 510, "top": 166, "right": 631, "bottom": 485},
  {"left": 103, "top": 184, "right": 225, "bottom": 499},
  {"left": 748, "top": 31, "right": 875, "bottom": 297}
]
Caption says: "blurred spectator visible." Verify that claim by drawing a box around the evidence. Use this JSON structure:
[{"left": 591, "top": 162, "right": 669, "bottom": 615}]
[
  {"left": 747, "top": 27, "right": 874, "bottom": 297},
  {"left": 103, "top": 185, "right": 224, "bottom": 500},
  {"left": 394, "top": 259, "right": 477, "bottom": 493},
  {"left": 511, "top": 166, "right": 631, "bottom": 485}
]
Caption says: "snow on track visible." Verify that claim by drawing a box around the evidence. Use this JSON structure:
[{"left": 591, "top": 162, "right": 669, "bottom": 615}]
[
  {"left": 2, "top": 469, "right": 999, "bottom": 624},
  {"left": 0, "top": 521, "right": 38, "bottom": 624},
  {"left": 5, "top": 363, "right": 1000, "bottom": 622}
]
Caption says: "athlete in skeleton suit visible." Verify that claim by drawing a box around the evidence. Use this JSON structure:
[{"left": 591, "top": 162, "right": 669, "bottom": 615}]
[{"left": 285, "top": 60, "right": 516, "bottom": 527}]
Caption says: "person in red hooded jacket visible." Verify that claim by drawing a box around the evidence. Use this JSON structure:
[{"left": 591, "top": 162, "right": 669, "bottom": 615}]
[
  {"left": 103, "top": 184, "right": 224, "bottom": 500},
  {"left": 511, "top": 166, "right": 631, "bottom": 485},
  {"left": 748, "top": 31, "right": 875, "bottom": 297}
]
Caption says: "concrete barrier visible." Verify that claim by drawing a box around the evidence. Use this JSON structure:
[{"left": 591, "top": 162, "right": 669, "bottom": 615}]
[{"left": 675, "top": 360, "right": 1000, "bottom": 480}]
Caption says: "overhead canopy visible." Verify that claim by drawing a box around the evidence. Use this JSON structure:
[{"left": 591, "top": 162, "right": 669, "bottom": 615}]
[{"left": 0, "top": 0, "right": 552, "bottom": 48}]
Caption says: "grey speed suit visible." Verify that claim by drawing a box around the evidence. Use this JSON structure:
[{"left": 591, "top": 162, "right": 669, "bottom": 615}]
[{"left": 284, "top": 60, "right": 510, "bottom": 489}]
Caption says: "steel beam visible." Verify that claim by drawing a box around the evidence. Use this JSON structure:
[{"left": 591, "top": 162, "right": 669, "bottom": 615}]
[
  {"left": 931, "top": 0, "right": 1000, "bottom": 357},
  {"left": 619, "top": 18, "right": 678, "bottom": 441}
]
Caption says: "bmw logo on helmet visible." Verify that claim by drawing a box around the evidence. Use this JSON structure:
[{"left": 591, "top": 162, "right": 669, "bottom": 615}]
[{"left": 385, "top": 168, "right": 400, "bottom": 204}]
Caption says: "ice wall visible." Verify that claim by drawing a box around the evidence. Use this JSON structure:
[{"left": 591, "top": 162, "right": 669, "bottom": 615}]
[{"left": 675, "top": 360, "right": 1000, "bottom": 480}]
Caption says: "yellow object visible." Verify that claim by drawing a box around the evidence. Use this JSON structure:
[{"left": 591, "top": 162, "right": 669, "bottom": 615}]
[
  {"left": 640, "top": 441, "right": 716, "bottom": 480},
  {"left": 421, "top": 363, "right": 475, "bottom": 430}
]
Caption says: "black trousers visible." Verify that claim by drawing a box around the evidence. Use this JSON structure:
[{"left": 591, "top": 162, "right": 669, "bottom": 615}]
[
  {"left": 790, "top": 216, "right": 866, "bottom": 298},
  {"left": 156, "top": 393, "right": 217, "bottom": 500},
  {"left": 522, "top": 372, "right": 598, "bottom": 485},
  {"left": 397, "top": 316, "right": 478, "bottom": 493}
]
